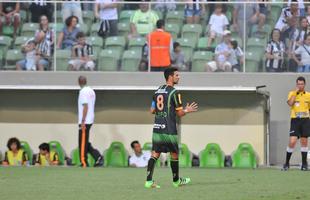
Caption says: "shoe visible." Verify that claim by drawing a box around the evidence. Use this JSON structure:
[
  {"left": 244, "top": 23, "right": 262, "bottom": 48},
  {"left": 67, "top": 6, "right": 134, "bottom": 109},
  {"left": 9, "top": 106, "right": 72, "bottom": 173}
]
[
  {"left": 144, "top": 180, "right": 160, "bottom": 189},
  {"left": 281, "top": 163, "right": 289, "bottom": 171},
  {"left": 301, "top": 164, "right": 308, "bottom": 171},
  {"left": 172, "top": 177, "right": 191, "bottom": 187},
  {"left": 94, "top": 156, "right": 103, "bottom": 167}
]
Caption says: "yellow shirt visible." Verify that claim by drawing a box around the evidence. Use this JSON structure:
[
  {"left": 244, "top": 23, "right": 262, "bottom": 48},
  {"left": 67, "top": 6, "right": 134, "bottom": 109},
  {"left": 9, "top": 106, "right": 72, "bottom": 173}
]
[
  {"left": 4, "top": 150, "right": 27, "bottom": 166},
  {"left": 36, "top": 151, "right": 59, "bottom": 166},
  {"left": 288, "top": 91, "right": 310, "bottom": 118}
]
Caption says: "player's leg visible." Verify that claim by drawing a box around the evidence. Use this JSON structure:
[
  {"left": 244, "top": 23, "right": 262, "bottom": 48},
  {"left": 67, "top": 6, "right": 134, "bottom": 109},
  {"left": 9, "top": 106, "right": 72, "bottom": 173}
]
[
  {"left": 300, "top": 137, "right": 308, "bottom": 170},
  {"left": 87, "top": 124, "right": 103, "bottom": 167},
  {"left": 145, "top": 151, "right": 161, "bottom": 189},
  {"left": 171, "top": 152, "right": 191, "bottom": 187},
  {"left": 283, "top": 136, "right": 298, "bottom": 170},
  {"left": 79, "top": 124, "right": 89, "bottom": 167}
]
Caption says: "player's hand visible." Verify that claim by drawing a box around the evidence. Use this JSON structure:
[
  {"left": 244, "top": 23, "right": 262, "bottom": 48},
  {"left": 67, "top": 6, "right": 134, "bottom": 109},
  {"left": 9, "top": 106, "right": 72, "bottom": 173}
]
[{"left": 185, "top": 102, "right": 198, "bottom": 113}]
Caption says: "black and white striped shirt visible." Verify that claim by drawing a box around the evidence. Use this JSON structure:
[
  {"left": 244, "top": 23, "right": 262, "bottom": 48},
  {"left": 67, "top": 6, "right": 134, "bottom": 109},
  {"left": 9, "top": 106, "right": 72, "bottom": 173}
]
[
  {"left": 185, "top": 0, "right": 206, "bottom": 10},
  {"left": 265, "top": 40, "right": 286, "bottom": 69},
  {"left": 74, "top": 43, "right": 93, "bottom": 57},
  {"left": 36, "top": 29, "right": 54, "bottom": 58}
]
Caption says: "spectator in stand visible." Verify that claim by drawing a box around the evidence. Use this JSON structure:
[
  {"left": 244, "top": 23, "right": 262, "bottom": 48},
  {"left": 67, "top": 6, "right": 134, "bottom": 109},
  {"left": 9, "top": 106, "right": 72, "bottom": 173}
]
[
  {"left": 233, "top": 0, "right": 266, "bottom": 38},
  {"left": 185, "top": 0, "right": 206, "bottom": 24},
  {"left": 130, "top": 0, "right": 159, "bottom": 37},
  {"left": 228, "top": 40, "right": 244, "bottom": 72},
  {"left": 81, "top": 0, "right": 95, "bottom": 11},
  {"left": 2, "top": 137, "right": 28, "bottom": 166},
  {"left": 35, "top": 143, "right": 59, "bottom": 166},
  {"left": 0, "top": 2, "right": 20, "bottom": 38},
  {"left": 57, "top": 16, "right": 80, "bottom": 49},
  {"left": 206, "top": 30, "right": 233, "bottom": 72},
  {"left": 207, "top": 4, "right": 229, "bottom": 48},
  {"left": 171, "top": 42, "right": 188, "bottom": 71},
  {"left": 95, "top": 0, "right": 119, "bottom": 37},
  {"left": 68, "top": 32, "right": 95, "bottom": 71},
  {"left": 29, "top": 0, "right": 53, "bottom": 23},
  {"left": 306, "top": 5, "right": 310, "bottom": 25},
  {"left": 154, "top": 0, "right": 176, "bottom": 13},
  {"left": 123, "top": 0, "right": 139, "bottom": 10},
  {"left": 16, "top": 39, "right": 40, "bottom": 71},
  {"left": 288, "top": 0, "right": 305, "bottom": 17},
  {"left": 129, "top": 141, "right": 151, "bottom": 168},
  {"left": 292, "top": 34, "right": 310, "bottom": 72},
  {"left": 265, "top": 29, "right": 286, "bottom": 72},
  {"left": 62, "top": 0, "right": 84, "bottom": 24}
]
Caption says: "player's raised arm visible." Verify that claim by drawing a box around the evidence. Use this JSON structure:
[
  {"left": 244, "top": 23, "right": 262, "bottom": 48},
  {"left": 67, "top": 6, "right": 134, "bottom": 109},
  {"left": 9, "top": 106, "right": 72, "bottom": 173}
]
[{"left": 176, "top": 102, "right": 198, "bottom": 117}]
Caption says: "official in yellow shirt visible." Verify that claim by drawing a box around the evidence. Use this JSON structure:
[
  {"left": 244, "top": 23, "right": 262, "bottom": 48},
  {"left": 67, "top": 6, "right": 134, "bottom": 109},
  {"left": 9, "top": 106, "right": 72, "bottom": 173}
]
[
  {"left": 283, "top": 76, "right": 310, "bottom": 171},
  {"left": 2, "top": 137, "right": 28, "bottom": 166},
  {"left": 35, "top": 143, "right": 59, "bottom": 166}
]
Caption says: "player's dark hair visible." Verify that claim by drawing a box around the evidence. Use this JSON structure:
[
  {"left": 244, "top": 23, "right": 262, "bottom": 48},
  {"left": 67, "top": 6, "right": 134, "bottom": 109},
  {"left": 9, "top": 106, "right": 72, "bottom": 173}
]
[
  {"left": 164, "top": 67, "right": 178, "bottom": 81},
  {"left": 7, "top": 137, "right": 21, "bottom": 151},
  {"left": 39, "top": 143, "right": 50, "bottom": 152},
  {"left": 156, "top": 19, "right": 165, "bottom": 29},
  {"left": 76, "top": 32, "right": 85, "bottom": 39},
  {"left": 296, "top": 76, "right": 306, "bottom": 83},
  {"left": 130, "top": 140, "right": 139, "bottom": 149},
  {"left": 65, "top": 15, "right": 79, "bottom": 27}
]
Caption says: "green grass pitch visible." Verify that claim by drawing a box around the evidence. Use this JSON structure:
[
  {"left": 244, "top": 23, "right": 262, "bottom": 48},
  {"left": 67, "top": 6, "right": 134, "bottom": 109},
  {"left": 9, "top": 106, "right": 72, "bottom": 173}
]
[{"left": 1, "top": 167, "right": 310, "bottom": 200}]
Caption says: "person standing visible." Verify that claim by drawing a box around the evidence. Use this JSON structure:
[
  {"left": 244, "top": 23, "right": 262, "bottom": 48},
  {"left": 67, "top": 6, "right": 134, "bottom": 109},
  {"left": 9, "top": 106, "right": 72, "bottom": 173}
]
[
  {"left": 283, "top": 76, "right": 310, "bottom": 171},
  {"left": 144, "top": 67, "right": 198, "bottom": 188},
  {"left": 148, "top": 19, "right": 172, "bottom": 72},
  {"left": 78, "top": 76, "right": 103, "bottom": 167}
]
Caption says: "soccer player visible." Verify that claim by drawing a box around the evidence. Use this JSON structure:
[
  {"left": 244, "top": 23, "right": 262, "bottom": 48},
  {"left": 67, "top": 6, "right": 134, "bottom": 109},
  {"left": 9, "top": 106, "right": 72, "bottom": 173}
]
[
  {"left": 78, "top": 76, "right": 103, "bottom": 167},
  {"left": 145, "top": 67, "right": 198, "bottom": 188},
  {"left": 283, "top": 76, "right": 310, "bottom": 171}
]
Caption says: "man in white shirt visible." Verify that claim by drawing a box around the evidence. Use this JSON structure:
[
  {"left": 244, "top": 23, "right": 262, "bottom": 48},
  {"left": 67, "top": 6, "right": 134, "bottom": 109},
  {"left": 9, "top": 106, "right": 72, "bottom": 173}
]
[
  {"left": 78, "top": 76, "right": 102, "bottom": 167},
  {"left": 129, "top": 141, "right": 151, "bottom": 168},
  {"left": 293, "top": 34, "right": 310, "bottom": 72}
]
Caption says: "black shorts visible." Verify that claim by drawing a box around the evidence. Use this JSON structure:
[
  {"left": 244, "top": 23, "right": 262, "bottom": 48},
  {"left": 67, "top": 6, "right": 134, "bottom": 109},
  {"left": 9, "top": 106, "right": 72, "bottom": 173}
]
[
  {"left": 152, "top": 132, "right": 179, "bottom": 153},
  {"left": 289, "top": 118, "right": 310, "bottom": 138}
]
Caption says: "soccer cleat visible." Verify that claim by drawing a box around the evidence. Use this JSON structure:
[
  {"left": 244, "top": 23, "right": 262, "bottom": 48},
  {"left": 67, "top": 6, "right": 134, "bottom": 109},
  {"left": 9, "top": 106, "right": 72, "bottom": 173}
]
[
  {"left": 281, "top": 163, "right": 289, "bottom": 171},
  {"left": 173, "top": 177, "right": 191, "bottom": 187},
  {"left": 301, "top": 164, "right": 308, "bottom": 171},
  {"left": 144, "top": 181, "right": 160, "bottom": 189},
  {"left": 94, "top": 156, "right": 103, "bottom": 167}
]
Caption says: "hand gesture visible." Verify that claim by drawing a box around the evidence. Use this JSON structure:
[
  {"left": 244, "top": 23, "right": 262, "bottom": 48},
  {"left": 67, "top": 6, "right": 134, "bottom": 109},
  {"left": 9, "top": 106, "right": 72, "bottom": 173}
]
[{"left": 185, "top": 102, "right": 198, "bottom": 113}]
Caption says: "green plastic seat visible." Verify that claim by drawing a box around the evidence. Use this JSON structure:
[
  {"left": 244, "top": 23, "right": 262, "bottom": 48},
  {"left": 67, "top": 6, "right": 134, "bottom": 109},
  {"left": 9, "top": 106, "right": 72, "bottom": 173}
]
[
  {"left": 251, "top": 24, "right": 272, "bottom": 40},
  {"left": 82, "top": 10, "right": 95, "bottom": 27},
  {"left": 232, "top": 143, "right": 257, "bottom": 168},
  {"left": 98, "top": 49, "right": 121, "bottom": 71},
  {"left": 14, "top": 36, "right": 30, "bottom": 49},
  {"left": 128, "top": 37, "right": 146, "bottom": 52},
  {"left": 247, "top": 37, "right": 267, "bottom": 48},
  {"left": 166, "top": 11, "right": 184, "bottom": 27},
  {"left": 165, "top": 23, "right": 180, "bottom": 40},
  {"left": 197, "top": 37, "right": 218, "bottom": 51},
  {"left": 2, "top": 25, "right": 14, "bottom": 37},
  {"left": 199, "top": 143, "right": 224, "bottom": 168},
  {"left": 49, "top": 141, "right": 65, "bottom": 165},
  {"left": 55, "top": 49, "right": 71, "bottom": 71},
  {"left": 176, "top": 38, "right": 195, "bottom": 62},
  {"left": 182, "top": 24, "right": 202, "bottom": 44},
  {"left": 86, "top": 36, "right": 104, "bottom": 57},
  {"left": 0, "top": 35, "right": 13, "bottom": 50},
  {"left": 71, "top": 148, "right": 95, "bottom": 167},
  {"left": 192, "top": 51, "right": 213, "bottom": 72},
  {"left": 118, "top": 22, "right": 130, "bottom": 37},
  {"left": 105, "top": 36, "right": 126, "bottom": 53},
  {"left": 21, "top": 23, "right": 39, "bottom": 37},
  {"left": 231, "top": 36, "right": 243, "bottom": 48},
  {"left": 76, "top": 23, "right": 89, "bottom": 35},
  {"left": 20, "top": 141, "right": 33, "bottom": 164},
  {"left": 4, "top": 49, "right": 24, "bottom": 70},
  {"left": 104, "top": 141, "right": 128, "bottom": 167},
  {"left": 121, "top": 50, "right": 141, "bottom": 71},
  {"left": 245, "top": 51, "right": 261, "bottom": 72},
  {"left": 55, "top": 10, "right": 62, "bottom": 23},
  {"left": 90, "top": 22, "right": 101, "bottom": 36},
  {"left": 119, "top": 10, "right": 134, "bottom": 24}
]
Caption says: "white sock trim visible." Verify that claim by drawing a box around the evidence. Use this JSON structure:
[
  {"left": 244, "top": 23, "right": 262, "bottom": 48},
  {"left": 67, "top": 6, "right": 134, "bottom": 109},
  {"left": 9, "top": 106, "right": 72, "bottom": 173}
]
[
  {"left": 287, "top": 147, "right": 294, "bottom": 153},
  {"left": 301, "top": 147, "right": 309, "bottom": 153}
]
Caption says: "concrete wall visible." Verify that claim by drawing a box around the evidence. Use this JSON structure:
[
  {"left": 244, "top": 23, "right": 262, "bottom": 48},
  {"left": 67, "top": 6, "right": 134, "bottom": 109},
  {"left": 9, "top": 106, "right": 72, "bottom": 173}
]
[{"left": 0, "top": 72, "right": 308, "bottom": 165}]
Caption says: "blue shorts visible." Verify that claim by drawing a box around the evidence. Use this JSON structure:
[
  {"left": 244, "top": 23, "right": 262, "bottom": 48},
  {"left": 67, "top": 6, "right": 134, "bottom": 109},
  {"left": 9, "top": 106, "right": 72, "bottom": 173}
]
[
  {"left": 184, "top": 8, "right": 201, "bottom": 17},
  {"left": 16, "top": 58, "right": 49, "bottom": 70}
]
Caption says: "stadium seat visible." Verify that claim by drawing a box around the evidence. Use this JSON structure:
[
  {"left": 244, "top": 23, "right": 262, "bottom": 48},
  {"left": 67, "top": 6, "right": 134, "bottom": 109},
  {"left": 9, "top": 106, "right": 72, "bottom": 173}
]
[
  {"left": 14, "top": 36, "right": 30, "bottom": 49},
  {"left": 0, "top": 36, "right": 13, "bottom": 67},
  {"left": 197, "top": 37, "right": 218, "bottom": 51},
  {"left": 76, "top": 23, "right": 89, "bottom": 35},
  {"left": 21, "top": 23, "right": 39, "bottom": 37},
  {"left": 251, "top": 24, "right": 272, "bottom": 40},
  {"left": 232, "top": 143, "right": 257, "bottom": 168},
  {"left": 98, "top": 49, "right": 121, "bottom": 71},
  {"left": 4, "top": 49, "right": 23, "bottom": 70},
  {"left": 105, "top": 36, "right": 126, "bottom": 53},
  {"left": 119, "top": 10, "right": 134, "bottom": 24},
  {"left": 199, "top": 143, "right": 225, "bottom": 168},
  {"left": 86, "top": 36, "right": 104, "bottom": 57},
  {"left": 20, "top": 141, "right": 33, "bottom": 164},
  {"left": 182, "top": 24, "right": 202, "bottom": 44},
  {"left": 128, "top": 37, "right": 145, "bottom": 52},
  {"left": 82, "top": 10, "right": 95, "bottom": 27},
  {"left": 166, "top": 11, "right": 184, "bottom": 27},
  {"left": 192, "top": 51, "right": 213, "bottom": 72},
  {"left": 104, "top": 141, "right": 128, "bottom": 167},
  {"left": 55, "top": 49, "right": 71, "bottom": 71},
  {"left": 49, "top": 141, "right": 65, "bottom": 165},
  {"left": 231, "top": 36, "right": 243, "bottom": 48},
  {"left": 19, "top": 10, "right": 28, "bottom": 23},
  {"left": 90, "top": 22, "right": 101, "bottom": 36},
  {"left": 245, "top": 51, "right": 261, "bottom": 72},
  {"left": 118, "top": 22, "right": 130, "bottom": 37},
  {"left": 165, "top": 23, "right": 180, "bottom": 40},
  {"left": 176, "top": 38, "right": 196, "bottom": 62},
  {"left": 2, "top": 25, "right": 14, "bottom": 37},
  {"left": 71, "top": 148, "right": 95, "bottom": 167},
  {"left": 121, "top": 50, "right": 141, "bottom": 71}
]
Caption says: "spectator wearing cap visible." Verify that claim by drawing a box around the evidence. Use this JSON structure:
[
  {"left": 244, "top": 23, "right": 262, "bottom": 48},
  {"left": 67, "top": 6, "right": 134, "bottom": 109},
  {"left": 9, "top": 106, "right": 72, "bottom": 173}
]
[
  {"left": 129, "top": 0, "right": 159, "bottom": 37},
  {"left": 148, "top": 19, "right": 173, "bottom": 72},
  {"left": 206, "top": 30, "right": 233, "bottom": 72}
]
